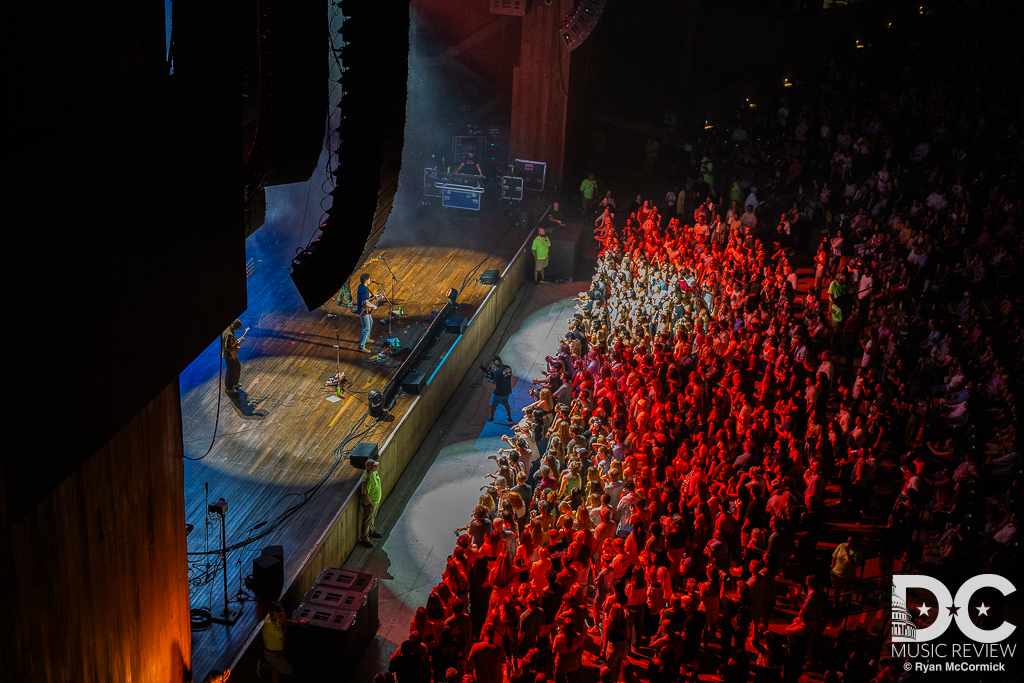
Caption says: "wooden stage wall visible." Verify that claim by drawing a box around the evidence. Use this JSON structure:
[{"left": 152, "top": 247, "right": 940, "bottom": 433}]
[
  {"left": 230, "top": 229, "right": 534, "bottom": 665},
  {"left": 0, "top": 383, "right": 191, "bottom": 683}
]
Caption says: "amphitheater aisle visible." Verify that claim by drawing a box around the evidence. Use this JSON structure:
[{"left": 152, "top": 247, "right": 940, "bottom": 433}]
[{"left": 345, "top": 279, "right": 589, "bottom": 682}]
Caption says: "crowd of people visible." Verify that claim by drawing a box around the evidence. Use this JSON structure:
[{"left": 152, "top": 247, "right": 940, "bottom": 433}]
[{"left": 372, "top": 8, "right": 1022, "bottom": 683}]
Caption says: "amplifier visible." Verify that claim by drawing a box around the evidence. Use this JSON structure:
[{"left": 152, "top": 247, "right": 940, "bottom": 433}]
[{"left": 480, "top": 269, "right": 500, "bottom": 285}]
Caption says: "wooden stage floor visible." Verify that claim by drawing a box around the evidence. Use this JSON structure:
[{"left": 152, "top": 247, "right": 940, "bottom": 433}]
[{"left": 181, "top": 204, "right": 532, "bottom": 675}]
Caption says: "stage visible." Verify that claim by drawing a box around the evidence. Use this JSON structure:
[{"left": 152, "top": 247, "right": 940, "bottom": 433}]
[{"left": 181, "top": 201, "right": 538, "bottom": 676}]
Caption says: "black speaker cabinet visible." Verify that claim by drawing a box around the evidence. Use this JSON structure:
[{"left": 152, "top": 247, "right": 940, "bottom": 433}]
[
  {"left": 349, "top": 441, "right": 379, "bottom": 469},
  {"left": 251, "top": 554, "right": 284, "bottom": 601},
  {"left": 315, "top": 568, "right": 379, "bottom": 638},
  {"left": 546, "top": 224, "right": 580, "bottom": 280},
  {"left": 445, "top": 316, "right": 467, "bottom": 334},
  {"left": 261, "top": 545, "right": 284, "bottom": 563},
  {"left": 290, "top": 602, "right": 359, "bottom": 680},
  {"left": 302, "top": 586, "right": 374, "bottom": 652},
  {"left": 480, "top": 269, "right": 500, "bottom": 285},
  {"left": 401, "top": 371, "right": 427, "bottom": 395}
]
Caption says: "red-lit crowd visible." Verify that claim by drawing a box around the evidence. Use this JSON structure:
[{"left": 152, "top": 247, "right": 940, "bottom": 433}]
[
  {"left": 381, "top": 181, "right": 890, "bottom": 682},
  {"left": 374, "top": 10, "right": 1023, "bottom": 683}
]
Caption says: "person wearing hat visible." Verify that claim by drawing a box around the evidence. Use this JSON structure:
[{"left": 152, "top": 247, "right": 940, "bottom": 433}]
[
  {"left": 359, "top": 459, "right": 382, "bottom": 547},
  {"left": 258, "top": 602, "right": 309, "bottom": 682}
]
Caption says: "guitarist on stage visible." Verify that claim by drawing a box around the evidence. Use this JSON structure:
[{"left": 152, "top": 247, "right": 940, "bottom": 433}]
[
  {"left": 356, "top": 273, "right": 377, "bottom": 353},
  {"left": 221, "top": 319, "right": 248, "bottom": 394}
]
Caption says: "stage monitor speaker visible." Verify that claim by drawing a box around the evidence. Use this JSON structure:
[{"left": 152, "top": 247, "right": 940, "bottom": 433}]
[
  {"left": 444, "top": 316, "right": 467, "bottom": 334},
  {"left": 350, "top": 441, "right": 379, "bottom": 469},
  {"left": 480, "top": 269, "right": 500, "bottom": 285},
  {"left": 252, "top": 554, "right": 284, "bottom": 601},
  {"left": 401, "top": 371, "right": 427, "bottom": 395}
]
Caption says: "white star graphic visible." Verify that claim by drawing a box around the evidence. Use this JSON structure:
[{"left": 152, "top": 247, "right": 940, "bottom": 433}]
[
  {"left": 917, "top": 602, "right": 932, "bottom": 617},
  {"left": 976, "top": 603, "right": 990, "bottom": 617}
]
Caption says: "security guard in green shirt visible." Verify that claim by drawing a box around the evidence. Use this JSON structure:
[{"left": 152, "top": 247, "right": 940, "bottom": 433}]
[
  {"left": 532, "top": 227, "right": 552, "bottom": 283},
  {"left": 359, "top": 459, "right": 382, "bottom": 547}
]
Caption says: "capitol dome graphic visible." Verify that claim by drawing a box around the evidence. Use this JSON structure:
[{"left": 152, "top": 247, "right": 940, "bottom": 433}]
[{"left": 891, "top": 583, "right": 917, "bottom": 641}]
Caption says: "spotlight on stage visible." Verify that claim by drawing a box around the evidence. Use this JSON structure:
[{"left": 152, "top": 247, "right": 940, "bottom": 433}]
[
  {"left": 368, "top": 390, "right": 385, "bottom": 418},
  {"left": 447, "top": 288, "right": 459, "bottom": 305}
]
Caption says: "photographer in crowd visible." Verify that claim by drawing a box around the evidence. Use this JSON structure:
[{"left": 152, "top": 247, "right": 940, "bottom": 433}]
[{"left": 483, "top": 355, "right": 514, "bottom": 424}]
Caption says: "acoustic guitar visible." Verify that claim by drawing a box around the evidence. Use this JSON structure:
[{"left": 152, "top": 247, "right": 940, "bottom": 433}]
[{"left": 225, "top": 327, "right": 250, "bottom": 360}]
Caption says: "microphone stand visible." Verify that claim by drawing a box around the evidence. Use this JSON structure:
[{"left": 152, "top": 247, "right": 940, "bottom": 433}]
[
  {"left": 326, "top": 313, "right": 341, "bottom": 374},
  {"left": 377, "top": 256, "right": 401, "bottom": 345}
]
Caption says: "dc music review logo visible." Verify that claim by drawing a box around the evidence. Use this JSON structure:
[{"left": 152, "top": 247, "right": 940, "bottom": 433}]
[
  {"left": 891, "top": 574, "right": 1017, "bottom": 674},
  {"left": 891, "top": 574, "right": 1016, "bottom": 643}
]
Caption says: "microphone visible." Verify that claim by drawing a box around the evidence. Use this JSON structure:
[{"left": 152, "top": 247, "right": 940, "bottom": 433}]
[{"left": 372, "top": 280, "right": 383, "bottom": 285}]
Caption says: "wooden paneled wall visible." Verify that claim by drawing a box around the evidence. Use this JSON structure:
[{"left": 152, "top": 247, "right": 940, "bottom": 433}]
[
  {"left": 0, "top": 382, "right": 191, "bottom": 683},
  {"left": 510, "top": 0, "right": 574, "bottom": 188}
]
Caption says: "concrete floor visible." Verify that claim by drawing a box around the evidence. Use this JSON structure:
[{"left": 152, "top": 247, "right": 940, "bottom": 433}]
[{"left": 344, "top": 279, "right": 587, "bottom": 682}]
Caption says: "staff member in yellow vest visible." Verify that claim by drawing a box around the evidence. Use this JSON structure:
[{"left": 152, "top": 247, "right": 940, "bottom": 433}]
[
  {"left": 358, "top": 459, "right": 383, "bottom": 548},
  {"left": 532, "top": 227, "right": 551, "bottom": 284},
  {"left": 258, "top": 602, "right": 308, "bottom": 682}
]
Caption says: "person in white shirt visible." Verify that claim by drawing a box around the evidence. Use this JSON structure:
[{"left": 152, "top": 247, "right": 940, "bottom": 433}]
[
  {"left": 741, "top": 206, "right": 758, "bottom": 228},
  {"left": 926, "top": 190, "right": 948, "bottom": 211},
  {"left": 857, "top": 271, "right": 874, "bottom": 314},
  {"left": 817, "top": 351, "right": 835, "bottom": 384},
  {"left": 745, "top": 187, "right": 759, "bottom": 210}
]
